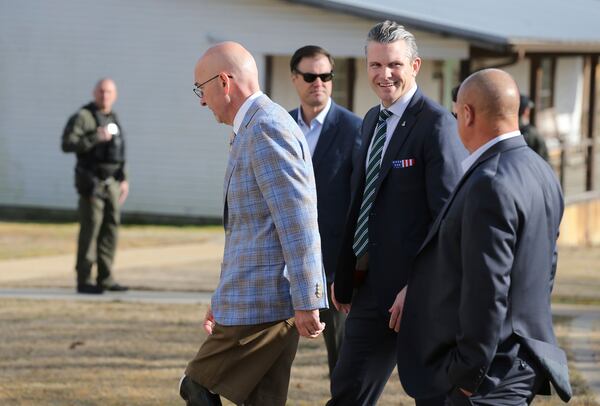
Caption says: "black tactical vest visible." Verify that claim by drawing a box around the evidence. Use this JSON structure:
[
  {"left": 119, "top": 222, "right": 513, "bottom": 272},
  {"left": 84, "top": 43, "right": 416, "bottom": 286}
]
[{"left": 78, "top": 102, "right": 126, "bottom": 169}]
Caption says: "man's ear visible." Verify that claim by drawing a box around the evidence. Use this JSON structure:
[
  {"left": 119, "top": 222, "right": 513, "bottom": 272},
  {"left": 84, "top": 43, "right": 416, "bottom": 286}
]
[
  {"left": 219, "top": 72, "right": 231, "bottom": 94},
  {"left": 411, "top": 57, "right": 421, "bottom": 77},
  {"left": 465, "top": 104, "right": 475, "bottom": 126}
]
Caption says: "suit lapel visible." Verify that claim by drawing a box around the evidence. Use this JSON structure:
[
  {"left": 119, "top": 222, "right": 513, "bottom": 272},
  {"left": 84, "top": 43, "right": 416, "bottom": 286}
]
[
  {"left": 418, "top": 136, "right": 528, "bottom": 253},
  {"left": 352, "top": 107, "right": 379, "bottom": 198},
  {"left": 223, "top": 95, "right": 268, "bottom": 223},
  {"left": 311, "top": 102, "right": 339, "bottom": 170},
  {"left": 372, "top": 90, "right": 424, "bottom": 199}
]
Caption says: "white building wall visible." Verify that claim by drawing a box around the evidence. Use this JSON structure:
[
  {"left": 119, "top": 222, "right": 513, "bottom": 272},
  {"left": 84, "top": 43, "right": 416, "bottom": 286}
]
[
  {"left": 417, "top": 61, "right": 443, "bottom": 104},
  {"left": 503, "top": 59, "right": 531, "bottom": 94},
  {"left": 353, "top": 58, "right": 381, "bottom": 117},
  {"left": 0, "top": 0, "right": 468, "bottom": 218},
  {"left": 270, "top": 56, "right": 300, "bottom": 112},
  {"left": 554, "top": 57, "right": 584, "bottom": 144}
]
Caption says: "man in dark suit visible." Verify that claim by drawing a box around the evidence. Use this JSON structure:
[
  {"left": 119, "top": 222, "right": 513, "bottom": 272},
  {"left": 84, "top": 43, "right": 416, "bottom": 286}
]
[
  {"left": 397, "top": 68, "right": 572, "bottom": 404},
  {"left": 288, "top": 45, "right": 362, "bottom": 377},
  {"left": 327, "top": 21, "right": 467, "bottom": 406}
]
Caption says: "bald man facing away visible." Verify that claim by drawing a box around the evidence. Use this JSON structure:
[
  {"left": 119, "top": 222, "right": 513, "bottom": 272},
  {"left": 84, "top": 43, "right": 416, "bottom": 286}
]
[
  {"left": 179, "top": 42, "right": 328, "bottom": 406},
  {"left": 397, "top": 69, "right": 572, "bottom": 404}
]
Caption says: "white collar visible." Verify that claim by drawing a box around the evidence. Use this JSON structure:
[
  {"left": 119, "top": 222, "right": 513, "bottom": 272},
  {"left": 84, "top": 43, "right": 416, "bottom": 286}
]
[
  {"left": 461, "top": 130, "right": 522, "bottom": 173},
  {"left": 298, "top": 97, "right": 332, "bottom": 128},
  {"left": 382, "top": 85, "right": 418, "bottom": 116},
  {"left": 233, "top": 91, "right": 264, "bottom": 134}
]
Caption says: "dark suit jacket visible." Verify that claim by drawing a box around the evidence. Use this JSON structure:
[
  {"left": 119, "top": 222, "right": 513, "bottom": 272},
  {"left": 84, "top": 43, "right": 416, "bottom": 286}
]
[
  {"left": 397, "top": 136, "right": 572, "bottom": 402},
  {"left": 334, "top": 88, "right": 467, "bottom": 312},
  {"left": 290, "top": 101, "right": 362, "bottom": 282}
]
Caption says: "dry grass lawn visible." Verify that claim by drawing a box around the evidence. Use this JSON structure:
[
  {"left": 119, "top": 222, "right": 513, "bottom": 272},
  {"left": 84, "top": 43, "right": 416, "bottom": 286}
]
[
  {"left": 1, "top": 222, "right": 599, "bottom": 404},
  {"left": 0, "top": 298, "right": 597, "bottom": 406},
  {"left": 0, "top": 221, "right": 217, "bottom": 260},
  {"left": 554, "top": 246, "right": 600, "bottom": 304}
]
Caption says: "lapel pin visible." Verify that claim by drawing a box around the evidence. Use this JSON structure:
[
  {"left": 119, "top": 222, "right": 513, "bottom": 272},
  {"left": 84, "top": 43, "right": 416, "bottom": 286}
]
[{"left": 401, "top": 121, "right": 406, "bottom": 127}]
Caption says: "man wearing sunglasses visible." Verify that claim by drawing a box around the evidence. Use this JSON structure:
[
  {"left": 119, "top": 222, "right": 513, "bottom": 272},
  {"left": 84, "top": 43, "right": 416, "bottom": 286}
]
[{"left": 289, "top": 45, "right": 362, "bottom": 381}]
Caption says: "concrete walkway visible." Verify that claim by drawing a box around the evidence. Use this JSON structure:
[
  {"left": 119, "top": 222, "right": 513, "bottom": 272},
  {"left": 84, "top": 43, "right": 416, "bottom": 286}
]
[
  {"left": 1, "top": 244, "right": 599, "bottom": 402},
  {"left": 553, "top": 304, "right": 600, "bottom": 402},
  {"left": 0, "top": 242, "right": 223, "bottom": 283}
]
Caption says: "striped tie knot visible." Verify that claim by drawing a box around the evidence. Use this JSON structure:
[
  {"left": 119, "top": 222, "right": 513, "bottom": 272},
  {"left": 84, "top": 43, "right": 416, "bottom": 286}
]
[{"left": 379, "top": 108, "right": 392, "bottom": 122}]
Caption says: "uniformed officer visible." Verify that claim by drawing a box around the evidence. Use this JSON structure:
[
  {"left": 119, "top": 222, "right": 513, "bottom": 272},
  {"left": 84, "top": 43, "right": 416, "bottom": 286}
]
[
  {"left": 519, "top": 94, "right": 549, "bottom": 161},
  {"left": 62, "top": 78, "right": 129, "bottom": 294}
]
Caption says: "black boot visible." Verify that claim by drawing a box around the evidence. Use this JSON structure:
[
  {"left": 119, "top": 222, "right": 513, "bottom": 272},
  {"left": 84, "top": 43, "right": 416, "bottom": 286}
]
[{"left": 180, "top": 375, "right": 222, "bottom": 406}]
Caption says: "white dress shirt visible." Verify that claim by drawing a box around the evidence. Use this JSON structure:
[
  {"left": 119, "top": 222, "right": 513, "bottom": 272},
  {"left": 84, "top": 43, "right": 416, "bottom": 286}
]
[
  {"left": 233, "top": 91, "right": 264, "bottom": 135},
  {"left": 366, "top": 85, "right": 418, "bottom": 172},
  {"left": 297, "top": 97, "right": 332, "bottom": 157},
  {"left": 461, "top": 130, "right": 521, "bottom": 173}
]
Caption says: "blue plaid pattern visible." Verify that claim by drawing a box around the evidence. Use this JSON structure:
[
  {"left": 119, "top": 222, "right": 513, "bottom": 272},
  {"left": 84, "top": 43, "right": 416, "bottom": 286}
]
[{"left": 212, "top": 95, "right": 328, "bottom": 325}]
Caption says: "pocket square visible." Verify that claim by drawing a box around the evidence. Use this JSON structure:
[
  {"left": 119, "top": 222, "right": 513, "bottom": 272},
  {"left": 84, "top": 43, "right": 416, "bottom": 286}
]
[{"left": 392, "top": 159, "right": 416, "bottom": 169}]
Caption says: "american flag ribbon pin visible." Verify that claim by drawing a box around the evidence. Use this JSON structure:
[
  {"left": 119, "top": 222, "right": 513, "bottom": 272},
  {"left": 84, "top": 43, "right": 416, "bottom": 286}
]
[{"left": 392, "top": 159, "right": 416, "bottom": 169}]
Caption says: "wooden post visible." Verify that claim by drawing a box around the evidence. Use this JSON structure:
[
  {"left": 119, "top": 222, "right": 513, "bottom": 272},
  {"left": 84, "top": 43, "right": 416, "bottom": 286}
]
[
  {"left": 586, "top": 55, "right": 598, "bottom": 191},
  {"left": 347, "top": 57, "right": 356, "bottom": 111},
  {"left": 529, "top": 56, "right": 542, "bottom": 125},
  {"left": 264, "top": 55, "right": 273, "bottom": 97}
]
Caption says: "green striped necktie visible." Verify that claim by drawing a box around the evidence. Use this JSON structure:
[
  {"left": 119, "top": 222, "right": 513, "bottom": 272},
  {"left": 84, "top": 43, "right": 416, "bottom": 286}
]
[{"left": 353, "top": 108, "right": 392, "bottom": 259}]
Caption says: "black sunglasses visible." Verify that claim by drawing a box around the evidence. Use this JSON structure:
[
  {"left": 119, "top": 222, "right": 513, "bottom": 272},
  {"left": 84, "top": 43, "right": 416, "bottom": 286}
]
[{"left": 294, "top": 70, "right": 334, "bottom": 83}]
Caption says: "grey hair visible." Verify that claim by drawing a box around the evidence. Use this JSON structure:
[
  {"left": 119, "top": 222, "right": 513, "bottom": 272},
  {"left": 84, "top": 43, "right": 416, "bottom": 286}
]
[{"left": 365, "top": 20, "right": 419, "bottom": 60}]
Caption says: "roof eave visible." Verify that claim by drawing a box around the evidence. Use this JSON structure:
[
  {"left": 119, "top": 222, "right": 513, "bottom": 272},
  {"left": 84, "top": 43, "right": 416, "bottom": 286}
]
[
  {"left": 287, "top": 0, "right": 600, "bottom": 55},
  {"left": 512, "top": 41, "right": 600, "bottom": 55},
  {"left": 286, "top": 0, "right": 512, "bottom": 51}
]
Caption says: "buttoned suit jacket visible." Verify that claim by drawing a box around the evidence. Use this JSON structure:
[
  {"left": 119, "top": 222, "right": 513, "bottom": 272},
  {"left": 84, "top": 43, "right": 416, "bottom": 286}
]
[
  {"left": 334, "top": 88, "right": 467, "bottom": 312},
  {"left": 289, "top": 101, "right": 362, "bottom": 282},
  {"left": 397, "top": 136, "right": 572, "bottom": 402},
  {"left": 212, "top": 94, "right": 328, "bottom": 326}
]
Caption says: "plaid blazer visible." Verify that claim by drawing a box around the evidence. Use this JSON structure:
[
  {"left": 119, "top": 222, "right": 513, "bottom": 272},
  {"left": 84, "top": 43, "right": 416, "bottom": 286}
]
[{"left": 212, "top": 94, "right": 328, "bottom": 325}]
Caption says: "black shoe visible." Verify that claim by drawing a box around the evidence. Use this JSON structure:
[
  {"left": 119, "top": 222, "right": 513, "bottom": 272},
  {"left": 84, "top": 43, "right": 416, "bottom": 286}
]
[
  {"left": 103, "top": 283, "right": 129, "bottom": 292},
  {"left": 77, "top": 283, "right": 104, "bottom": 294},
  {"left": 180, "top": 375, "right": 222, "bottom": 406}
]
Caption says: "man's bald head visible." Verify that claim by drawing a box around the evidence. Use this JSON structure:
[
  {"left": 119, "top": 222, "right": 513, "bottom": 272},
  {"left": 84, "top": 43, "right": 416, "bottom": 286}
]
[
  {"left": 93, "top": 78, "right": 117, "bottom": 114},
  {"left": 456, "top": 69, "right": 520, "bottom": 152},
  {"left": 193, "top": 42, "right": 260, "bottom": 125},
  {"left": 198, "top": 42, "right": 258, "bottom": 83},
  {"left": 459, "top": 69, "right": 520, "bottom": 121}
]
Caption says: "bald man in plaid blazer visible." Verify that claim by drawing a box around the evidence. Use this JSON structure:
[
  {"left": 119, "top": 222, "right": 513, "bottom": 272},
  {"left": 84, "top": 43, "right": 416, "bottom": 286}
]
[{"left": 181, "top": 42, "right": 328, "bottom": 406}]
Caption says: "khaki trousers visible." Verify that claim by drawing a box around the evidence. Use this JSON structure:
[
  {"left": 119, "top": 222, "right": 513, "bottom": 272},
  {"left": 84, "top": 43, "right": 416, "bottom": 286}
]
[{"left": 185, "top": 318, "right": 299, "bottom": 406}]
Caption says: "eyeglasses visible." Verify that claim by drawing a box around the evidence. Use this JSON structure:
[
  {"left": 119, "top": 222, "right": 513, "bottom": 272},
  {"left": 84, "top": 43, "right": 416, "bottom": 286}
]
[
  {"left": 294, "top": 70, "right": 334, "bottom": 83},
  {"left": 193, "top": 74, "right": 233, "bottom": 98}
]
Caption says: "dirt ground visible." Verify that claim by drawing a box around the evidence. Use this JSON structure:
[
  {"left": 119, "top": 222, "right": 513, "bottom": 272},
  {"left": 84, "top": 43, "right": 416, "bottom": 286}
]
[
  {"left": 0, "top": 222, "right": 599, "bottom": 404},
  {"left": 0, "top": 298, "right": 596, "bottom": 406}
]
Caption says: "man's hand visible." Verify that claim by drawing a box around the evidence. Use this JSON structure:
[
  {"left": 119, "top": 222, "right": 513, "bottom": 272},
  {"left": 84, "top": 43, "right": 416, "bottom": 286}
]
[
  {"left": 203, "top": 305, "right": 215, "bottom": 335},
  {"left": 97, "top": 126, "right": 113, "bottom": 142},
  {"left": 459, "top": 388, "right": 472, "bottom": 397},
  {"left": 295, "top": 309, "right": 325, "bottom": 339},
  {"left": 119, "top": 180, "right": 129, "bottom": 205},
  {"left": 388, "top": 285, "right": 407, "bottom": 332},
  {"left": 330, "top": 283, "right": 351, "bottom": 314}
]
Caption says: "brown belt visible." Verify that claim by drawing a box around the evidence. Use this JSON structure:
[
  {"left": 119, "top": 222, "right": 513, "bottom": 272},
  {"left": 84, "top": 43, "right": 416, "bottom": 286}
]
[{"left": 353, "top": 253, "right": 369, "bottom": 287}]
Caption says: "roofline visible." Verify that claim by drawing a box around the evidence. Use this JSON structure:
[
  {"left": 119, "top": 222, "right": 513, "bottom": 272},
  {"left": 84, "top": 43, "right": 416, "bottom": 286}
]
[
  {"left": 512, "top": 41, "right": 600, "bottom": 54},
  {"left": 286, "top": 0, "right": 600, "bottom": 54},
  {"left": 286, "top": 0, "right": 511, "bottom": 50}
]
